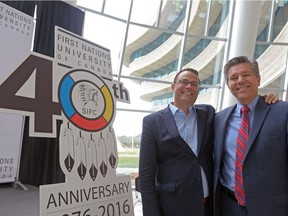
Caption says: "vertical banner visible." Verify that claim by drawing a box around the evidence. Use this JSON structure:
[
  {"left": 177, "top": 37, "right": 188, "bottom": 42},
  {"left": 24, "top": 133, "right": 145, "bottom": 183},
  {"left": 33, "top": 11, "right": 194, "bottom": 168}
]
[{"left": 0, "top": 2, "right": 34, "bottom": 183}]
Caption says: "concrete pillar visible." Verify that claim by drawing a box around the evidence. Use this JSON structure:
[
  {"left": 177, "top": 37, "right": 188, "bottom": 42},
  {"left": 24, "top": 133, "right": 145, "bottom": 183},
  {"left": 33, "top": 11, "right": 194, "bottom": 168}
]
[{"left": 221, "top": 0, "right": 261, "bottom": 109}]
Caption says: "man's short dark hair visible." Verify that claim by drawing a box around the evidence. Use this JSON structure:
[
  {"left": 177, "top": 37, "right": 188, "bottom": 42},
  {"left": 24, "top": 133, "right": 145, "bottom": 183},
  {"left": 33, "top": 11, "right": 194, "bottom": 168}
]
[{"left": 173, "top": 68, "right": 199, "bottom": 83}]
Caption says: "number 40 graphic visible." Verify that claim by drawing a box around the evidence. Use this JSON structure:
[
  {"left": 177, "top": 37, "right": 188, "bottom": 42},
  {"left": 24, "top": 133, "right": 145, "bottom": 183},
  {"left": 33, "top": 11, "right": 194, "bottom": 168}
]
[
  {"left": 0, "top": 52, "right": 65, "bottom": 138},
  {"left": 0, "top": 51, "right": 128, "bottom": 138}
]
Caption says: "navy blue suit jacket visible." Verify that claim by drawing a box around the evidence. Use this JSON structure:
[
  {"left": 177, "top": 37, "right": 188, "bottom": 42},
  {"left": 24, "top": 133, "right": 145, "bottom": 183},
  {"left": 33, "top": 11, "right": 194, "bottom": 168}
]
[
  {"left": 139, "top": 104, "right": 215, "bottom": 216},
  {"left": 213, "top": 96, "right": 288, "bottom": 216}
]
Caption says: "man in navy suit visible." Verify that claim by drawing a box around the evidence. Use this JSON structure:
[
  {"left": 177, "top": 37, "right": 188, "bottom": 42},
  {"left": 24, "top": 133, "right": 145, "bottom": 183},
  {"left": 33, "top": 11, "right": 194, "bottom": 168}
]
[
  {"left": 213, "top": 56, "right": 288, "bottom": 216},
  {"left": 139, "top": 68, "right": 215, "bottom": 216}
]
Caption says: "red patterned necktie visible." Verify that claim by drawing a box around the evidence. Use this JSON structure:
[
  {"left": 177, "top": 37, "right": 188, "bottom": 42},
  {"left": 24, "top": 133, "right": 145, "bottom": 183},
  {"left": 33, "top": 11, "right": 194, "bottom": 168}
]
[{"left": 235, "top": 105, "right": 250, "bottom": 206}]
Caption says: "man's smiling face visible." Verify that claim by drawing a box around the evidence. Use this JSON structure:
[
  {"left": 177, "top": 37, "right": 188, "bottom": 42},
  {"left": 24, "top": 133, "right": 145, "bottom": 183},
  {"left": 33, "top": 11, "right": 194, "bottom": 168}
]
[
  {"left": 227, "top": 62, "right": 261, "bottom": 105},
  {"left": 171, "top": 70, "right": 199, "bottom": 110}
]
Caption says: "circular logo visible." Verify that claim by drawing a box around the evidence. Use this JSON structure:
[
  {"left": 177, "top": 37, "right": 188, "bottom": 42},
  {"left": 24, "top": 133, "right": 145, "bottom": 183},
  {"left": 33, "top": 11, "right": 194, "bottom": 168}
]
[{"left": 58, "top": 69, "right": 115, "bottom": 131}]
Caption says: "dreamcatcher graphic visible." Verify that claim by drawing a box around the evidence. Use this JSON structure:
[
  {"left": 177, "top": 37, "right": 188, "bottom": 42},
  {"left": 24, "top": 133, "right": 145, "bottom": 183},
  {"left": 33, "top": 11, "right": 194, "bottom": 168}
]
[{"left": 58, "top": 69, "right": 118, "bottom": 181}]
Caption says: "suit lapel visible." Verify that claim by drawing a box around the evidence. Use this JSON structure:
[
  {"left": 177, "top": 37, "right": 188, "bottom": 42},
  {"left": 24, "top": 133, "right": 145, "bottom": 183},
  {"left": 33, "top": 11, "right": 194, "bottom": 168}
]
[
  {"left": 160, "top": 107, "right": 195, "bottom": 155},
  {"left": 215, "top": 106, "right": 235, "bottom": 165},
  {"left": 245, "top": 98, "right": 271, "bottom": 158}
]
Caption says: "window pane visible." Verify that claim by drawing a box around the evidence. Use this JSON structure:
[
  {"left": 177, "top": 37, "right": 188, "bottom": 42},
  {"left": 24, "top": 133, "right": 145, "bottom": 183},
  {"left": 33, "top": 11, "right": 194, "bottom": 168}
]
[
  {"left": 83, "top": 11, "right": 125, "bottom": 73},
  {"left": 158, "top": 0, "right": 186, "bottom": 32},
  {"left": 130, "top": 0, "right": 161, "bottom": 26},
  {"left": 187, "top": 1, "right": 208, "bottom": 35},
  {"left": 259, "top": 74, "right": 284, "bottom": 99},
  {"left": 207, "top": 1, "right": 230, "bottom": 37},
  {"left": 77, "top": 0, "right": 104, "bottom": 11},
  {"left": 257, "top": 1, "right": 273, "bottom": 42},
  {"left": 257, "top": 44, "right": 288, "bottom": 96},
  {"left": 124, "top": 25, "right": 181, "bottom": 75},
  {"left": 272, "top": 1, "right": 288, "bottom": 42},
  {"left": 113, "top": 111, "right": 148, "bottom": 137},
  {"left": 104, "top": 0, "right": 131, "bottom": 20},
  {"left": 123, "top": 24, "right": 183, "bottom": 109},
  {"left": 257, "top": 1, "right": 288, "bottom": 42},
  {"left": 183, "top": 37, "right": 225, "bottom": 84},
  {"left": 196, "top": 88, "right": 221, "bottom": 108}
]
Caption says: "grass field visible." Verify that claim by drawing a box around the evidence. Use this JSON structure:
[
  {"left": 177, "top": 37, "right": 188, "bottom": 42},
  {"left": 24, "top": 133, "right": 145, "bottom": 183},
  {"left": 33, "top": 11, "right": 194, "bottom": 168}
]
[{"left": 117, "top": 151, "right": 139, "bottom": 168}]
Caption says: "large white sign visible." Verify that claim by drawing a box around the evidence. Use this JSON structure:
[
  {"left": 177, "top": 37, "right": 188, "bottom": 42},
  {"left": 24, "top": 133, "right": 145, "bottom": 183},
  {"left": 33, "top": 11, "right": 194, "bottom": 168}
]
[
  {"left": 40, "top": 27, "right": 133, "bottom": 216},
  {"left": 0, "top": 22, "right": 133, "bottom": 215},
  {"left": 0, "top": 2, "right": 34, "bottom": 183}
]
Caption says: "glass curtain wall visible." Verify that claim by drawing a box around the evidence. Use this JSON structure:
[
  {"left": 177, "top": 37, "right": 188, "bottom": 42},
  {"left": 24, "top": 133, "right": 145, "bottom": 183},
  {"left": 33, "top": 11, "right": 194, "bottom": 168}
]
[
  {"left": 76, "top": 0, "right": 288, "bottom": 172},
  {"left": 255, "top": 0, "right": 288, "bottom": 99}
]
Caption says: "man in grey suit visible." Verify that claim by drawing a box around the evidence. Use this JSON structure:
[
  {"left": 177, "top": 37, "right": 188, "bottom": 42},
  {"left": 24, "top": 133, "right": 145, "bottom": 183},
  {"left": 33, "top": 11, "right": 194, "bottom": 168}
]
[
  {"left": 139, "top": 68, "right": 215, "bottom": 216},
  {"left": 214, "top": 56, "right": 288, "bottom": 216}
]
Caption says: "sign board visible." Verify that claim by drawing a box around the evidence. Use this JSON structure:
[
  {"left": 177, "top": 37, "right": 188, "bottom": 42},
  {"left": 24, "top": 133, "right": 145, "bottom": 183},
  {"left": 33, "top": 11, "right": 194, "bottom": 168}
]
[
  {"left": 0, "top": 16, "right": 134, "bottom": 215},
  {"left": 40, "top": 27, "right": 133, "bottom": 216},
  {"left": 0, "top": 2, "right": 34, "bottom": 183}
]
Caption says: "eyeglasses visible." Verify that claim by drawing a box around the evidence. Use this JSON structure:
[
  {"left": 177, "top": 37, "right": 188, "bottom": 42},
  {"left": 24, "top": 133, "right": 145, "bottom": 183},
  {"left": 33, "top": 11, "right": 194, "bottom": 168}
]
[{"left": 175, "top": 79, "right": 201, "bottom": 87}]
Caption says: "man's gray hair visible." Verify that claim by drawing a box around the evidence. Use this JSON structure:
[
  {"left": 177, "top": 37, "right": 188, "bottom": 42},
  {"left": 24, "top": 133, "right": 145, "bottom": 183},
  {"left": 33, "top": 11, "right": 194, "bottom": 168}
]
[{"left": 224, "top": 56, "right": 260, "bottom": 83}]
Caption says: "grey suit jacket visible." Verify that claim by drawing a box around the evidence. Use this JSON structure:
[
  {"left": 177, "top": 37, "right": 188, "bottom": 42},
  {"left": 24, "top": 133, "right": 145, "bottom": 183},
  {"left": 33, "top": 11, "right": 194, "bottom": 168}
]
[
  {"left": 213, "top": 96, "right": 288, "bottom": 216},
  {"left": 139, "top": 104, "right": 215, "bottom": 216}
]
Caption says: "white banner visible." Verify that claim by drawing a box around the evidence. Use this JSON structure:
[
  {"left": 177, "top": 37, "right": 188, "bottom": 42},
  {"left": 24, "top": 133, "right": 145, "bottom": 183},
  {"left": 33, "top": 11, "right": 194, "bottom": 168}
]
[{"left": 0, "top": 2, "right": 34, "bottom": 183}]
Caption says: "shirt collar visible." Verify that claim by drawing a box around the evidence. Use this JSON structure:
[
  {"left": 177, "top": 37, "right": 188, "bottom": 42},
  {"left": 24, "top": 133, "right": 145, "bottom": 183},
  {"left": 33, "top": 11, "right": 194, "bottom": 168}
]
[
  {"left": 236, "top": 95, "right": 259, "bottom": 115},
  {"left": 169, "top": 103, "right": 195, "bottom": 115}
]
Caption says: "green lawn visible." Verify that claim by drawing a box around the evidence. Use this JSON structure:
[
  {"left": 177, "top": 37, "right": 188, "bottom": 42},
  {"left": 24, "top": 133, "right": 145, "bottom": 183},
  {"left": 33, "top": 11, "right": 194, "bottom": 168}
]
[{"left": 117, "top": 152, "right": 139, "bottom": 168}]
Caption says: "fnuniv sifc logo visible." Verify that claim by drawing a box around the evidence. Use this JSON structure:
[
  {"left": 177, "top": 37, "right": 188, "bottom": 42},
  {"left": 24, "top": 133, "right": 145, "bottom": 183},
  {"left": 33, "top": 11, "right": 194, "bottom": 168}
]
[{"left": 58, "top": 69, "right": 115, "bottom": 132}]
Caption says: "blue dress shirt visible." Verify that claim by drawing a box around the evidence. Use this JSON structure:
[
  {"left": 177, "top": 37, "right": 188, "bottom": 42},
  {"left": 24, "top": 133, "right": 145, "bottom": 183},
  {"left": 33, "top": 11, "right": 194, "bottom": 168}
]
[{"left": 169, "top": 103, "right": 209, "bottom": 197}]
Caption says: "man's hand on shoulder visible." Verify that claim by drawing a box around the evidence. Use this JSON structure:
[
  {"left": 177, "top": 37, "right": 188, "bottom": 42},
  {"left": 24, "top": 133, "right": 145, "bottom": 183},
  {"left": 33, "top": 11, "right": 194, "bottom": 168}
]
[{"left": 263, "top": 93, "right": 281, "bottom": 104}]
